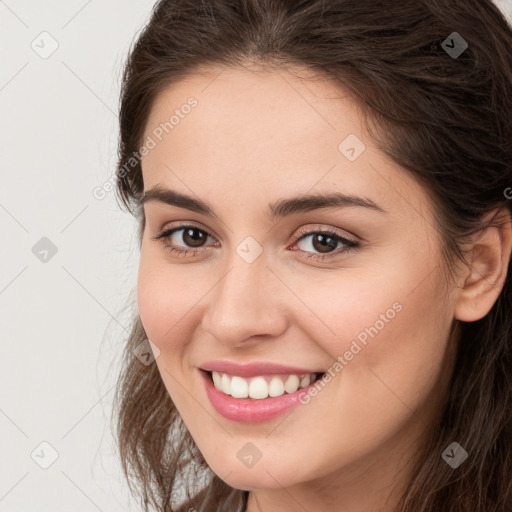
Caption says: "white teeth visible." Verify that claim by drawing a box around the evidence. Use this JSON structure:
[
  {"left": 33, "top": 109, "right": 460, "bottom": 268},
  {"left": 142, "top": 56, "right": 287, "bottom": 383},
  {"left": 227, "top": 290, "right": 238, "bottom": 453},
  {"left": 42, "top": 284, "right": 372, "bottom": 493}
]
[
  {"left": 211, "top": 371, "right": 318, "bottom": 399},
  {"left": 230, "top": 376, "right": 249, "bottom": 398},
  {"left": 284, "top": 375, "right": 300, "bottom": 393},
  {"left": 268, "top": 377, "right": 284, "bottom": 397},
  {"left": 221, "top": 373, "right": 231, "bottom": 395},
  {"left": 249, "top": 377, "right": 268, "bottom": 399},
  {"left": 300, "top": 374, "right": 311, "bottom": 388},
  {"left": 212, "top": 371, "right": 222, "bottom": 389}
]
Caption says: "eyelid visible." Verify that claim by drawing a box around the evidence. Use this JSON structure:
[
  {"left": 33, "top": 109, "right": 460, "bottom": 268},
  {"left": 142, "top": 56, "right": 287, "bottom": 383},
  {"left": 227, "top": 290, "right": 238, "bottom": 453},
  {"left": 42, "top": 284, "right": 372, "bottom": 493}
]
[
  {"left": 152, "top": 221, "right": 218, "bottom": 246},
  {"left": 291, "top": 224, "right": 358, "bottom": 244},
  {"left": 153, "top": 221, "right": 360, "bottom": 260},
  {"left": 154, "top": 221, "right": 357, "bottom": 242},
  {"left": 153, "top": 220, "right": 216, "bottom": 238}
]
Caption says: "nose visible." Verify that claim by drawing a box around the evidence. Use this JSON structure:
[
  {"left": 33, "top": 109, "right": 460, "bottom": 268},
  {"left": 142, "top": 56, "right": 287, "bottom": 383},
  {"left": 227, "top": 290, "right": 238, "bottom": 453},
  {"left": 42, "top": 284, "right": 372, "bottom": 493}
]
[{"left": 201, "top": 255, "right": 289, "bottom": 346}]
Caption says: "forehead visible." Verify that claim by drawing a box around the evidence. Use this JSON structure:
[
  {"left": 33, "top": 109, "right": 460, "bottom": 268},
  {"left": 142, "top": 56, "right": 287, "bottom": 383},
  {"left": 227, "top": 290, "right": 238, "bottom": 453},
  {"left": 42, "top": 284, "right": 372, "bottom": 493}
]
[
  {"left": 143, "top": 63, "right": 363, "bottom": 152},
  {"left": 141, "top": 64, "right": 431, "bottom": 222}
]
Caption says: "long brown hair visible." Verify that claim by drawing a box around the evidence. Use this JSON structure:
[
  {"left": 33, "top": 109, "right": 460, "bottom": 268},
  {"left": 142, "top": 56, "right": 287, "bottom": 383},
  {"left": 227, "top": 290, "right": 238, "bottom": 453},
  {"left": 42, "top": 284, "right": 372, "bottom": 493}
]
[{"left": 112, "top": 1, "right": 512, "bottom": 510}]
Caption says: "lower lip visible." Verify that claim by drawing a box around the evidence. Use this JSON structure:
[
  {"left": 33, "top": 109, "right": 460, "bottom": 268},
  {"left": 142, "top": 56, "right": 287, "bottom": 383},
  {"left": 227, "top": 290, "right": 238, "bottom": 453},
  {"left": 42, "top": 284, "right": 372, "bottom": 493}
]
[{"left": 199, "top": 369, "right": 320, "bottom": 423}]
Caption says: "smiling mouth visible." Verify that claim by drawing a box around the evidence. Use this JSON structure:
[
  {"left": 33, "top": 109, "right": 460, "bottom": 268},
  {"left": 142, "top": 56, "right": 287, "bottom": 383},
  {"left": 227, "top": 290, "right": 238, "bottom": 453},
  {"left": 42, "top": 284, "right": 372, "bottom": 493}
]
[{"left": 203, "top": 369, "right": 326, "bottom": 399}]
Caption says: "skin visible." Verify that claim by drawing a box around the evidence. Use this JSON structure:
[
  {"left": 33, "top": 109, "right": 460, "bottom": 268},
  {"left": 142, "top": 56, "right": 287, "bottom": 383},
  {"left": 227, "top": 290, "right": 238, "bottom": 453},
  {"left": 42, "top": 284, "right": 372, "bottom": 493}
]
[{"left": 136, "top": 63, "right": 511, "bottom": 512}]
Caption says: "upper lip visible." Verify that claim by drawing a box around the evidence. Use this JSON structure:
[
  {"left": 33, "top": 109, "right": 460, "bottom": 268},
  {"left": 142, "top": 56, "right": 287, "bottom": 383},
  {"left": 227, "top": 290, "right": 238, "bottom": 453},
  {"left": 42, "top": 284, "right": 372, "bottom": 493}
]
[{"left": 199, "top": 360, "right": 325, "bottom": 378}]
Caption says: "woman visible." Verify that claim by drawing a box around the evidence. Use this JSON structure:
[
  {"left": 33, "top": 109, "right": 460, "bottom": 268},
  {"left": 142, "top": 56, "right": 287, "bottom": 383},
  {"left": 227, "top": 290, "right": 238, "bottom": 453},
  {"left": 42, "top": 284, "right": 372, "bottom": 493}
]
[{"left": 112, "top": 1, "right": 512, "bottom": 510}]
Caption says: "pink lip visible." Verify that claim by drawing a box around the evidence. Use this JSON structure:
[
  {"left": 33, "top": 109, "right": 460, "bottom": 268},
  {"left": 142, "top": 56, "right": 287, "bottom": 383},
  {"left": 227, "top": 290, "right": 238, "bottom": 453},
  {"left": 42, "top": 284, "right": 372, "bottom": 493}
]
[
  {"left": 198, "top": 369, "right": 323, "bottom": 423},
  {"left": 199, "top": 360, "right": 322, "bottom": 378}
]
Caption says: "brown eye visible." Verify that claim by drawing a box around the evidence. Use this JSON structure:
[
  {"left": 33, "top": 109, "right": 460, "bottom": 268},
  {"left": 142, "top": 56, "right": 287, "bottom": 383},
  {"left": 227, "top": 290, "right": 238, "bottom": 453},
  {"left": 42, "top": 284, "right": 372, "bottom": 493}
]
[
  {"left": 293, "top": 229, "right": 359, "bottom": 260},
  {"left": 179, "top": 227, "right": 208, "bottom": 247},
  {"left": 308, "top": 233, "right": 339, "bottom": 253},
  {"left": 153, "top": 225, "right": 216, "bottom": 257}
]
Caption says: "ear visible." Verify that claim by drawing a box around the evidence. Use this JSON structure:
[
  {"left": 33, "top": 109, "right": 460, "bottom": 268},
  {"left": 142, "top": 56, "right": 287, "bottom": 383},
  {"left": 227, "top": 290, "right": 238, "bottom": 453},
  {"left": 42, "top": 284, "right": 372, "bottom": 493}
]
[{"left": 454, "top": 207, "right": 512, "bottom": 322}]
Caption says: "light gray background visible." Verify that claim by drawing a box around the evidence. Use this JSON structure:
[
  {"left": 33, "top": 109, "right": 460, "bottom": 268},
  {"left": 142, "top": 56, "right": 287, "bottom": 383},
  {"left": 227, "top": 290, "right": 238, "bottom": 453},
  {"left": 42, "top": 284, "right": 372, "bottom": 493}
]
[{"left": 1, "top": 1, "right": 511, "bottom": 511}]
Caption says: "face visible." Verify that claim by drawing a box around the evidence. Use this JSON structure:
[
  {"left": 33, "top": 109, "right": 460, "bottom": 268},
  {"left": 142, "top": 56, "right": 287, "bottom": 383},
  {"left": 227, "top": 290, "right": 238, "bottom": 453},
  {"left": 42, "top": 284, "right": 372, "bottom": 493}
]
[{"left": 137, "top": 64, "right": 460, "bottom": 502}]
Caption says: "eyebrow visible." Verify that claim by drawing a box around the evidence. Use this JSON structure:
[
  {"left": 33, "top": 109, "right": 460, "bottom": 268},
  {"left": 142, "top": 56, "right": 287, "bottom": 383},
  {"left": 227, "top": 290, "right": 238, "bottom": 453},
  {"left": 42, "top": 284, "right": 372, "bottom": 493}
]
[{"left": 141, "top": 185, "right": 386, "bottom": 220}]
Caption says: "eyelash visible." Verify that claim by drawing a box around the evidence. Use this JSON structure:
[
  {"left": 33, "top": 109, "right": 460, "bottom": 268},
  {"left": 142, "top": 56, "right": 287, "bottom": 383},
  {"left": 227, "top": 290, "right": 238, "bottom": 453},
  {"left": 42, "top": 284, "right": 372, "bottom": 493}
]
[{"left": 152, "top": 223, "right": 360, "bottom": 262}]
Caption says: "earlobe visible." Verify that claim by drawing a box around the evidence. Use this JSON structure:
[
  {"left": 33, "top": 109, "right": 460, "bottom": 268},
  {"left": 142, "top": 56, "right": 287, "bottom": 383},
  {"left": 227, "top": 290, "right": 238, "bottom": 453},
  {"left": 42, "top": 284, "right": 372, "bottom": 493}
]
[{"left": 454, "top": 207, "right": 512, "bottom": 323}]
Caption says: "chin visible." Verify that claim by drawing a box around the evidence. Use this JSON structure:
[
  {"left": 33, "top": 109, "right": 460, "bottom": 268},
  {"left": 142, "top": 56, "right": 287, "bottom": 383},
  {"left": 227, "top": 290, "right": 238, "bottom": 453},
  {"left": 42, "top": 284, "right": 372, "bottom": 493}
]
[
  {"left": 210, "top": 457, "right": 306, "bottom": 491},
  {"left": 223, "top": 472, "right": 293, "bottom": 491}
]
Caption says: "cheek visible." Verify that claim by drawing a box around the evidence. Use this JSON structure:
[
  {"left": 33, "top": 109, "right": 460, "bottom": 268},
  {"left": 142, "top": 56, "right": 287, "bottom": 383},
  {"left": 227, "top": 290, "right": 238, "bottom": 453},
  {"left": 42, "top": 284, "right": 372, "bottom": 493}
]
[
  {"left": 328, "top": 264, "right": 451, "bottom": 420},
  {"left": 302, "top": 259, "right": 452, "bottom": 394},
  {"left": 137, "top": 264, "right": 166, "bottom": 342},
  {"left": 136, "top": 254, "right": 201, "bottom": 407},
  {"left": 136, "top": 250, "right": 212, "bottom": 357},
  {"left": 312, "top": 246, "right": 449, "bottom": 347}
]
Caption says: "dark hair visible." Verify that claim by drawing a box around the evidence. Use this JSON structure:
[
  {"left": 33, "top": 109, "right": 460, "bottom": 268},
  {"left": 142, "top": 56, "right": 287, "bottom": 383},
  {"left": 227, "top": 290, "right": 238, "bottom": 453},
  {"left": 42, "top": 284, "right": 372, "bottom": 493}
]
[{"left": 112, "top": 1, "right": 512, "bottom": 511}]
